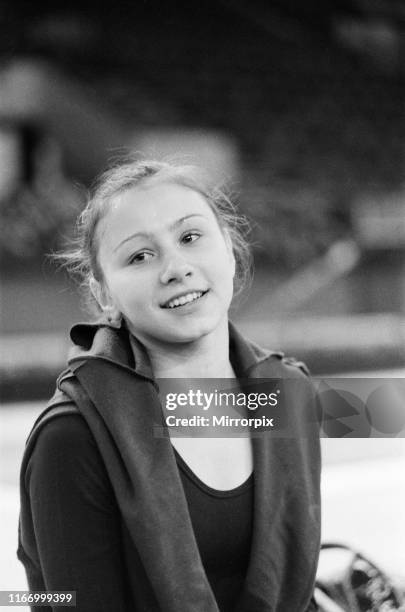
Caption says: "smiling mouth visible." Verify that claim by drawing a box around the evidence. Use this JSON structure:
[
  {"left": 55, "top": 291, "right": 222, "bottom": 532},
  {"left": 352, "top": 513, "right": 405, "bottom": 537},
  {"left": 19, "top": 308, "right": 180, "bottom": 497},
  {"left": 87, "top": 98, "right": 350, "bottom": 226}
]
[{"left": 162, "top": 290, "right": 209, "bottom": 309}]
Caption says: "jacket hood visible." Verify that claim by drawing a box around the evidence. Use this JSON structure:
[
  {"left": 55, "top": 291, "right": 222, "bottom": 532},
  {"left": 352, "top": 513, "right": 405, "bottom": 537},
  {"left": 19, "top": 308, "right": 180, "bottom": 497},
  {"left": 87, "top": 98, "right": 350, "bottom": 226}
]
[
  {"left": 70, "top": 319, "right": 104, "bottom": 349},
  {"left": 68, "top": 319, "right": 281, "bottom": 380}
]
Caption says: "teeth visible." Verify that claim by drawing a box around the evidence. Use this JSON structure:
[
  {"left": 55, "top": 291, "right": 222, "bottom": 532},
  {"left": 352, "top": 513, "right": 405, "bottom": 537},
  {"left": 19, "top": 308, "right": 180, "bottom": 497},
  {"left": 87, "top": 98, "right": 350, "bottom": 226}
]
[{"left": 166, "top": 291, "right": 203, "bottom": 309}]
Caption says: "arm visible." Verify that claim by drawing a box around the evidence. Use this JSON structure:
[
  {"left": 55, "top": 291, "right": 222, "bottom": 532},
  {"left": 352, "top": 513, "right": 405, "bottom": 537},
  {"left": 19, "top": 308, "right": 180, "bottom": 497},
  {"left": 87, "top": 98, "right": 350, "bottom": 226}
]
[{"left": 24, "top": 412, "right": 131, "bottom": 611}]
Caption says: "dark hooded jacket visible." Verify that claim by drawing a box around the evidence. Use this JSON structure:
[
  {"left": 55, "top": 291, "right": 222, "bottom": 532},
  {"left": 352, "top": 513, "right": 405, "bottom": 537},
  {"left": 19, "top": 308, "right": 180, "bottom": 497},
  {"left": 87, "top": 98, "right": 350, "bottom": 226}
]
[{"left": 18, "top": 321, "right": 321, "bottom": 611}]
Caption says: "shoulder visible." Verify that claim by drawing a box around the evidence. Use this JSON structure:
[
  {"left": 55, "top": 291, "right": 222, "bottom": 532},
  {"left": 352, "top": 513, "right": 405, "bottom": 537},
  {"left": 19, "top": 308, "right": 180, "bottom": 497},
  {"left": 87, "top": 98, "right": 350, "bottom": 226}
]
[
  {"left": 23, "top": 406, "right": 117, "bottom": 513},
  {"left": 239, "top": 329, "right": 310, "bottom": 379},
  {"left": 277, "top": 354, "right": 311, "bottom": 377},
  {"left": 24, "top": 403, "right": 105, "bottom": 486},
  {"left": 33, "top": 409, "right": 95, "bottom": 451},
  {"left": 259, "top": 350, "right": 311, "bottom": 381},
  {"left": 23, "top": 406, "right": 116, "bottom": 506},
  {"left": 26, "top": 406, "right": 100, "bottom": 478},
  {"left": 25, "top": 383, "right": 88, "bottom": 449}
]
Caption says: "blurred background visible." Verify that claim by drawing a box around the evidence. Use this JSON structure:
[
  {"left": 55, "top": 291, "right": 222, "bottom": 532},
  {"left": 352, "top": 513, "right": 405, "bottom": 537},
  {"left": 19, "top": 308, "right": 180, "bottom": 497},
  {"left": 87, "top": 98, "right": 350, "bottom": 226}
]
[{"left": 0, "top": 0, "right": 404, "bottom": 607}]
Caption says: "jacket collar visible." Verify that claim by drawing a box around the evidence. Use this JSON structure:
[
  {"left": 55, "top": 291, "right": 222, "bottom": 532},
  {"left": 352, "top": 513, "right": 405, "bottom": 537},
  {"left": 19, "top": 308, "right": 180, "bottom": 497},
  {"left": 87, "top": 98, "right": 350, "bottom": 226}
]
[{"left": 68, "top": 319, "right": 278, "bottom": 379}]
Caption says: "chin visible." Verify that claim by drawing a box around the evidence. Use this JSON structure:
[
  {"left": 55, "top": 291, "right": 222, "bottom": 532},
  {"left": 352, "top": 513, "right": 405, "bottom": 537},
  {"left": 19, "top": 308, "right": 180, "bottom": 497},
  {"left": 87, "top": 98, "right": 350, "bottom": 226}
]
[{"left": 165, "top": 315, "right": 226, "bottom": 344}]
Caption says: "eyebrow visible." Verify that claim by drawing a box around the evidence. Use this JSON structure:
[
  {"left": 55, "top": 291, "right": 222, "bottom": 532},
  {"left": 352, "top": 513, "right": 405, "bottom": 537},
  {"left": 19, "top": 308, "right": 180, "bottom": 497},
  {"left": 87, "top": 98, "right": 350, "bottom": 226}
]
[{"left": 113, "top": 214, "right": 207, "bottom": 253}]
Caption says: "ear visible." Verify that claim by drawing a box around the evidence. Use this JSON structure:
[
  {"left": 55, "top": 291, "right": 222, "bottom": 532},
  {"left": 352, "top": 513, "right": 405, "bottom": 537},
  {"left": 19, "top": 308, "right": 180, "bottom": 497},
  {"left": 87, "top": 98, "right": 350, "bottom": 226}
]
[{"left": 89, "top": 276, "right": 121, "bottom": 320}]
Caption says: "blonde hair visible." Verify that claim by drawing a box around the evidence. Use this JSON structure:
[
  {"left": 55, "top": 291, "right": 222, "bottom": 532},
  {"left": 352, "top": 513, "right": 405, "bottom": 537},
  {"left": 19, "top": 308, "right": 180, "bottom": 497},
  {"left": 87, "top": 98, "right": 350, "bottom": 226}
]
[{"left": 55, "top": 158, "right": 252, "bottom": 313}]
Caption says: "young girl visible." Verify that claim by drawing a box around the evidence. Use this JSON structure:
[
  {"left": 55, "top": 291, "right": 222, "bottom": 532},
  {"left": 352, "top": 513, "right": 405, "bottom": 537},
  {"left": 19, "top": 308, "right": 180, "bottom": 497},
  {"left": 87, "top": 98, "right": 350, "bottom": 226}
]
[{"left": 18, "top": 160, "right": 321, "bottom": 611}]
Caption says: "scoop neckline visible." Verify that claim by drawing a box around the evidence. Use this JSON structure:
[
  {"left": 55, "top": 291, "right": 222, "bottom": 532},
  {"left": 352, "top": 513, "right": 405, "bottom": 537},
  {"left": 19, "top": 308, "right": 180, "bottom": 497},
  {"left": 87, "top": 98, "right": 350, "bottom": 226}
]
[{"left": 172, "top": 446, "right": 254, "bottom": 498}]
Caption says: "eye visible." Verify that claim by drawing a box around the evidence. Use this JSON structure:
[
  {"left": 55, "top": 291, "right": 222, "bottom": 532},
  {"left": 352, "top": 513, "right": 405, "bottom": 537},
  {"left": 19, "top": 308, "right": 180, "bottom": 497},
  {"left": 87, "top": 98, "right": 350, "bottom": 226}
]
[
  {"left": 128, "top": 251, "right": 154, "bottom": 265},
  {"left": 181, "top": 231, "right": 201, "bottom": 244}
]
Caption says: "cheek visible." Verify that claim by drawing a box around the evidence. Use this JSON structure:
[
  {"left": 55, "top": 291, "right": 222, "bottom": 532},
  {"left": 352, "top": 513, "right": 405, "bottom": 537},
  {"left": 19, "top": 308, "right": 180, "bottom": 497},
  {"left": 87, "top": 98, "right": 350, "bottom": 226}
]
[
  {"left": 214, "top": 232, "right": 236, "bottom": 278},
  {"left": 215, "top": 245, "right": 236, "bottom": 281},
  {"left": 114, "top": 272, "right": 155, "bottom": 309}
]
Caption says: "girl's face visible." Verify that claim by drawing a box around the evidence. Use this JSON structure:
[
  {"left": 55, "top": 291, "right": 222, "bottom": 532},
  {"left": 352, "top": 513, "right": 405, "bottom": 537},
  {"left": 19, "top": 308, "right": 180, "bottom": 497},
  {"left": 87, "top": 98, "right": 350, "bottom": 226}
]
[{"left": 92, "top": 181, "right": 236, "bottom": 347}]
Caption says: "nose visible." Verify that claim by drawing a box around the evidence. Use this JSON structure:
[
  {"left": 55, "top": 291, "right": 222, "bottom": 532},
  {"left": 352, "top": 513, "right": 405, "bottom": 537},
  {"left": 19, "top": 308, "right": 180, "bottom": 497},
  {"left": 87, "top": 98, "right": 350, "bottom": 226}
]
[{"left": 159, "top": 252, "right": 194, "bottom": 285}]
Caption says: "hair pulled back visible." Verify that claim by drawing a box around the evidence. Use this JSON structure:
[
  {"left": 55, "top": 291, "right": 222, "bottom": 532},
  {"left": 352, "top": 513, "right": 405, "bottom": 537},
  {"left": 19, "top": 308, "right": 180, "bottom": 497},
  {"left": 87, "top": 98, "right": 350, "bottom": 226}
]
[{"left": 55, "top": 158, "right": 252, "bottom": 314}]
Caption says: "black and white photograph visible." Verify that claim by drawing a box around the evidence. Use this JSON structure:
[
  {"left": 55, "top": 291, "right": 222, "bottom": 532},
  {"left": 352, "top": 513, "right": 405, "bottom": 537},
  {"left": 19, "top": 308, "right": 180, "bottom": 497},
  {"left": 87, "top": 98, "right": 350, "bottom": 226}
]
[{"left": 1, "top": 2, "right": 405, "bottom": 611}]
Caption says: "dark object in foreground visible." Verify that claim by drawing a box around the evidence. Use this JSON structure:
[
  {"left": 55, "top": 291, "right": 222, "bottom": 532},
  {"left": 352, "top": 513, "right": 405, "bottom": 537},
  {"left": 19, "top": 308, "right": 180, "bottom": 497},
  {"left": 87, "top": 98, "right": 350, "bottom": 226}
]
[{"left": 315, "top": 542, "right": 405, "bottom": 611}]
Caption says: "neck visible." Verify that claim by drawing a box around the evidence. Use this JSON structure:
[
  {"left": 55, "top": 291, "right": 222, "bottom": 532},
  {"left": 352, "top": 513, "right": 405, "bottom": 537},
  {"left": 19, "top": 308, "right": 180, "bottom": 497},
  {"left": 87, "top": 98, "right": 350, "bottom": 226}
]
[{"left": 144, "top": 319, "right": 235, "bottom": 379}]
